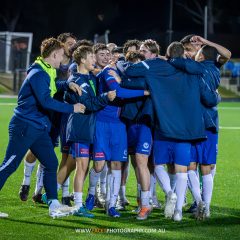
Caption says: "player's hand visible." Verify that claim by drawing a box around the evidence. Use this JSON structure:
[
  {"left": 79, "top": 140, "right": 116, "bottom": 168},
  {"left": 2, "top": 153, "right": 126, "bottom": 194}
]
[
  {"left": 69, "top": 82, "right": 82, "bottom": 96},
  {"left": 73, "top": 103, "right": 86, "bottom": 113},
  {"left": 108, "top": 70, "right": 122, "bottom": 83},
  {"left": 144, "top": 90, "right": 150, "bottom": 96},
  {"left": 107, "top": 90, "right": 116, "bottom": 101},
  {"left": 190, "top": 35, "right": 208, "bottom": 46}
]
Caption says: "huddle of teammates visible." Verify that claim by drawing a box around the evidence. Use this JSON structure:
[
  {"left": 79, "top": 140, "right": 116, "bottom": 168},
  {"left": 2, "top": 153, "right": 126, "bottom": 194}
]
[{"left": 0, "top": 32, "right": 231, "bottom": 222}]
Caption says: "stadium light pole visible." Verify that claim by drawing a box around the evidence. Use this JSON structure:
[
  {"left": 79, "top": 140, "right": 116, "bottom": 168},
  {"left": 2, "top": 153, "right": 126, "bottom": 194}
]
[
  {"left": 204, "top": 5, "right": 208, "bottom": 39},
  {"left": 167, "top": 0, "right": 173, "bottom": 44}
]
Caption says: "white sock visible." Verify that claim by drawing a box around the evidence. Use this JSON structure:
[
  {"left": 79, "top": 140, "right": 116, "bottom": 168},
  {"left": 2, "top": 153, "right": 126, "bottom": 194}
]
[
  {"left": 168, "top": 173, "right": 176, "bottom": 192},
  {"left": 48, "top": 199, "right": 61, "bottom": 210},
  {"left": 188, "top": 170, "right": 202, "bottom": 204},
  {"left": 211, "top": 165, "right": 216, "bottom": 180},
  {"left": 109, "top": 170, "right": 121, "bottom": 208},
  {"left": 62, "top": 177, "right": 70, "bottom": 197},
  {"left": 100, "top": 163, "right": 108, "bottom": 194},
  {"left": 57, "top": 183, "right": 62, "bottom": 191},
  {"left": 141, "top": 190, "right": 150, "bottom": 207},
  {"left": 119, "top": 185, "right": 126, "bottom": 201},
  {"left": 22, "top": 160, "right": 36, "bottom": 186},
  {"left": 34, "top": 164, "right": 44, "bottom": 195},
  {"left": 88, "top": 168, "right": 101, "bottom": 196},
  {"left": 74, "top": 192, "right": 83, "bottom": 208},
  {"left": 202, "top": 174, "right": 213, "bottom": 210},
  {"left": 175, "top": 172, "right": 188, "bottom": 211},
  {"left": 155, "top": 165, "right": 171, "bottom": 195},
  {"left": 106, "top": 170, "right": 112, "bottom": 202}
]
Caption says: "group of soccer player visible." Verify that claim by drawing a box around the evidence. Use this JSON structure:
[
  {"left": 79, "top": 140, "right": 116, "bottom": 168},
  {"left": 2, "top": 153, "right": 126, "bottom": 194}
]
[{"left": 0, "top": 32, "right": 231, "bottom": 222}]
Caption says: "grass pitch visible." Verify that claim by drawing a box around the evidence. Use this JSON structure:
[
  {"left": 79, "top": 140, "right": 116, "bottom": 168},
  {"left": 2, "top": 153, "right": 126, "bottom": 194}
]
[{"left": 0, "top": 98, "right": 240, "bottom": 240}]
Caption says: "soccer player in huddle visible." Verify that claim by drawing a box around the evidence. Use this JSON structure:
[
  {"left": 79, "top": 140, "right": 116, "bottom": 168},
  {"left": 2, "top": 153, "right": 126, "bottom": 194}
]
[
  {"left": 171, "top": 35, "right": 231, "bottom": 218},
  {"left": 85, "top": 50, "right": 150, "bottom": 217},
  {"left": 139, "top": 39, "right": 161, "bottom": 209},
  {"left": 60, "top": 46, "right": 116, "bottom": 217},
  {"left": 0, "top": 37, "right": 84, "bottom": 218},
  {"left": 125, "top": 41, "right": 219, "bottom": 221},
  {"left": 18, "top": 33, "right": 77, "bottom": 205}
]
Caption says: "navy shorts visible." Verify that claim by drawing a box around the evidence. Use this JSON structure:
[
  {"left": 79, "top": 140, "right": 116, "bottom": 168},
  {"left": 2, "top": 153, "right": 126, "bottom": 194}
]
[
  {"left": 93, "top": 121, "right": 128, "bottom": 162},
  {"left": 70, "top": 143, "right": 91, "bottom": 158}
]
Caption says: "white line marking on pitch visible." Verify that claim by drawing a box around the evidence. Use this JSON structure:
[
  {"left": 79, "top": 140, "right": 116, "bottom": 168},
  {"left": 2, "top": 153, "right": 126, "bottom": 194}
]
[
  {"left": 0, "top": 103, "right": 16, "bottom": 106},
  {"left": 220, "top": 126, "right": 240, "bottom": 130},
  {"left": 218, "top": 107, "right": 240, "bottom": 110}
]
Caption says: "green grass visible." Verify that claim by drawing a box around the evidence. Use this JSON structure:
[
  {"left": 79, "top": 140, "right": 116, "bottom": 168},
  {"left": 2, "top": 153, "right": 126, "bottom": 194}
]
[{"left": 0, "top": 99, "right": 240, "bottom": 240}]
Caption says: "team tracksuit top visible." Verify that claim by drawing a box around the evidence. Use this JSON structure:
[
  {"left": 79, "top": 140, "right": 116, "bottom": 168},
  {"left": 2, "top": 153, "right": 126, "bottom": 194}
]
[
  {"left": 169, "top": 58, "right": 221, "bottom": 133},
  {"left": 14, "top": 63, "right": 73, "bottom": 132},
  {"left": 64, "top": 72, "right": 109, "bottom": 144}
]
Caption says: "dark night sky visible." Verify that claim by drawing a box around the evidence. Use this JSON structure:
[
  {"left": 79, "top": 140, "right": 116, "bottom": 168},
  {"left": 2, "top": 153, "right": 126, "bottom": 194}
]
[{"left": 1, "top": 0, "right": 240, "bottom": 56}]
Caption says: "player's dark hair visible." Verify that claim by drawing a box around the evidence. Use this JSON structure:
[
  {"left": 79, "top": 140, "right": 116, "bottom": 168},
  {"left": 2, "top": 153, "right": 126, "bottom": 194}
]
[
  {"left": 57, "top": 32, "right": 77, "bottom": 43},
  {"left": 69, "top": 39, "right": 93, "bottom": 56},
  {"left": 201, "top": 45, "right": 218, "bottom": 61},
  {"left": 126, "top": 51, "right": 145, "bottom": 62},
  {"left": 180, "top": 34, "right": 195, "bottom": 45},
  {"left": 123, "top": 40, "right": 141, "bottom": 55},
  {"left": 93, "top": 43, "right": 109, "bottom": 54},
  {"left": 112, "top": 47, "right": 123, "bottom": 54},
  {"left": 142, "top": 39, "right": 160, "bottom": 55},
  {"left": 73, "top": 46, "right": 93, "bottom": 65}
]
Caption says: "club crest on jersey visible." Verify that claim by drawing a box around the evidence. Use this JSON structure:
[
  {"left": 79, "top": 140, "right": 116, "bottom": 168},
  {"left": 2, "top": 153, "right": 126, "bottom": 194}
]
[{"left": 143, "top": 142, "right": 149, "bottom": 149}]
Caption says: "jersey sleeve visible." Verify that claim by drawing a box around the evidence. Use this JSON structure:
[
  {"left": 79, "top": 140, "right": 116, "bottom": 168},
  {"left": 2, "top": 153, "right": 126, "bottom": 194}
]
[
  {"left": 121, "top": 76, "right": 147, "bottom": 90},
  {"left": 79, "top": 93, "right": 108, "bottom": 112},
  {"left": 30, "top": 71, "right": 74, "bottom": 113},
  {"left": 103, "top": 68, "right": 144, "bottom": 98},
  {"left": 125, "top": 61, "right": 149, "bottom": 77},
  {"left": 198, "top": 76, "right": 221, "bottom": 107},
  {"left": 169, "top": 58, "right": 205, "bottom": 75}
]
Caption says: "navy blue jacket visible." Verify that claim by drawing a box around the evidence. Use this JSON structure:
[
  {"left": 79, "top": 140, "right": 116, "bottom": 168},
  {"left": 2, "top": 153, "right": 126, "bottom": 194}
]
[
  {"left": 125, "top": 58, "right": 219, "bottom": 141},
  {"left": 14, "top": 63, "right": 73, "bottom": 132},
  {"left": 115, "top": 60, "right": 154, "bottom": 126},
  {"left": 65, "top": 72, "right": 108, "bottom": 144},
  {"left": 169, "top": 58, "right": 221, "bottom": 132},
  {"left": 120, "top": 77, "right": 154, "bottom": 127}
]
